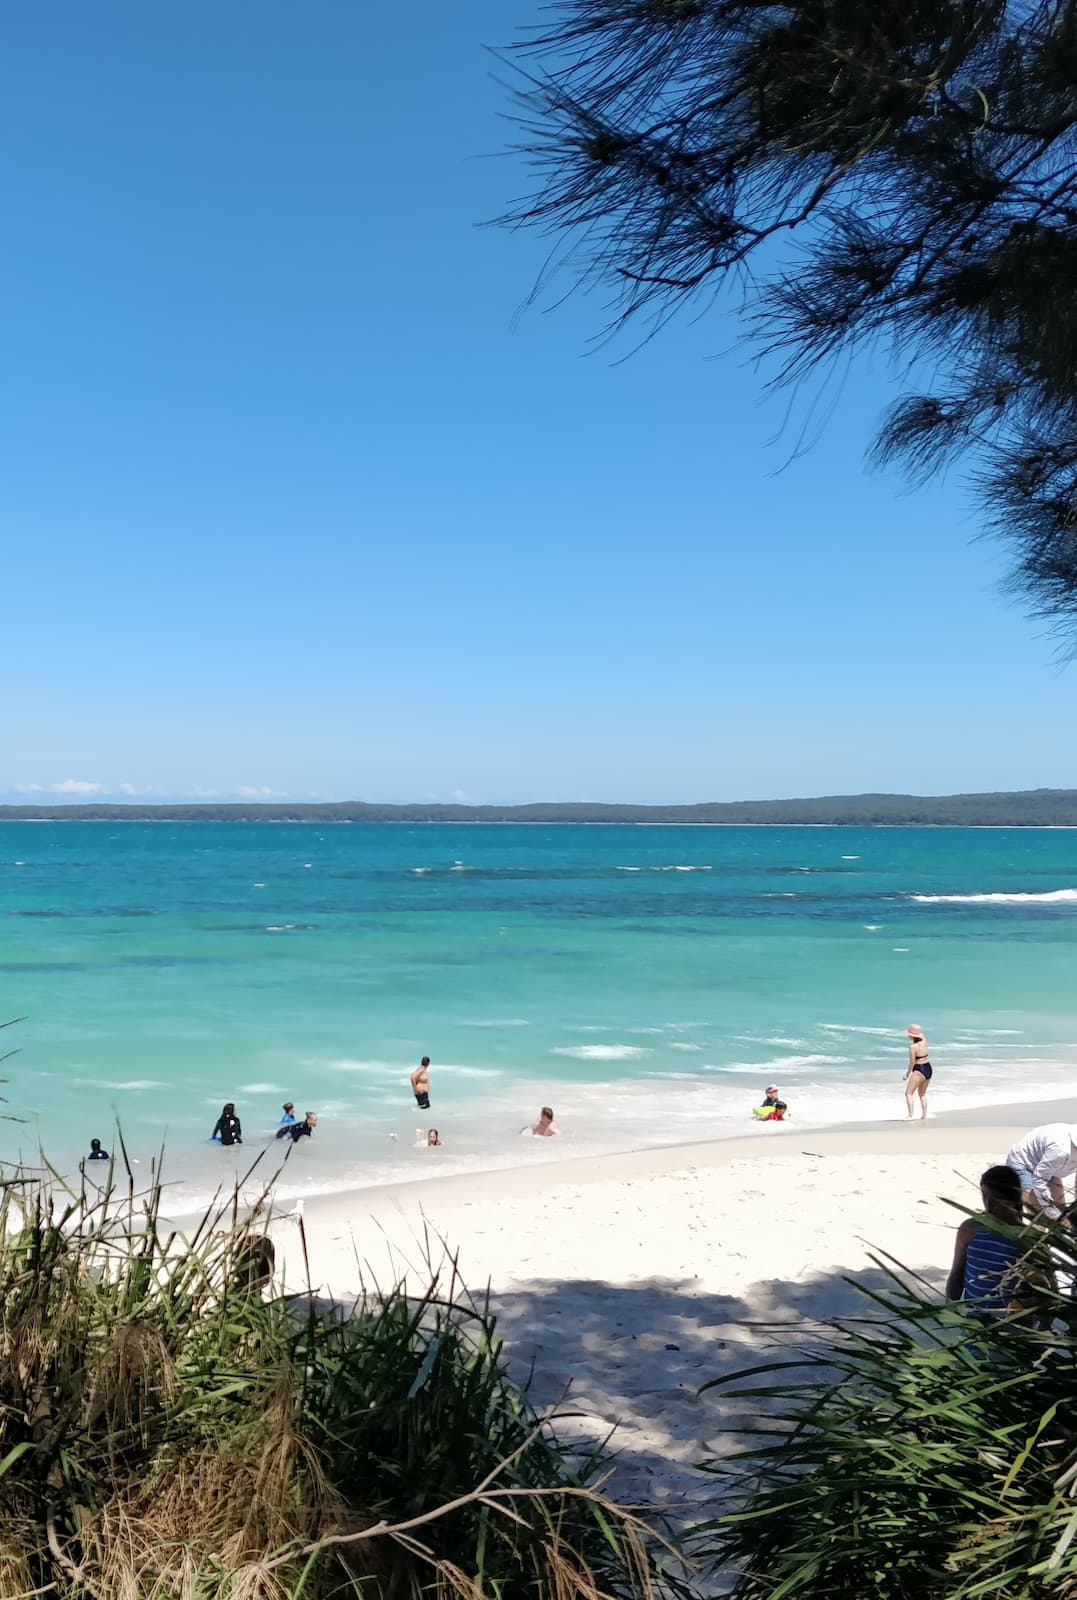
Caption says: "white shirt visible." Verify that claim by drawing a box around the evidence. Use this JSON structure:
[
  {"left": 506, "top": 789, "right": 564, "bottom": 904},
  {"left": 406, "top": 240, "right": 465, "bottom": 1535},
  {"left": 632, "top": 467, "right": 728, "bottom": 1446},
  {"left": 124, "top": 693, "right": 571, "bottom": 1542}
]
[{"left": 1006, "top": 1123, "right": 1077, "bottom": 1218}]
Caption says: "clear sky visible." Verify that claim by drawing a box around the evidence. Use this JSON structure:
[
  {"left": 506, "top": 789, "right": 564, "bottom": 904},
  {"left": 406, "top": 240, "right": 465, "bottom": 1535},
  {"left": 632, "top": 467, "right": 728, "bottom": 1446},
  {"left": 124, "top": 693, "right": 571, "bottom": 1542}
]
[{"left": 1, "top": 2, "right": 1073, "bottom": 805}]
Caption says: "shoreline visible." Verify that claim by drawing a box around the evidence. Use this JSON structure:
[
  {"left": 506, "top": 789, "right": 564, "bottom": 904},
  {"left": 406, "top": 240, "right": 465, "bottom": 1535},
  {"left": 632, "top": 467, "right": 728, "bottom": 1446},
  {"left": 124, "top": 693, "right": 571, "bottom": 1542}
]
[{"left": 162, "top": 1094, "right": 1077, "bottom": 1231}]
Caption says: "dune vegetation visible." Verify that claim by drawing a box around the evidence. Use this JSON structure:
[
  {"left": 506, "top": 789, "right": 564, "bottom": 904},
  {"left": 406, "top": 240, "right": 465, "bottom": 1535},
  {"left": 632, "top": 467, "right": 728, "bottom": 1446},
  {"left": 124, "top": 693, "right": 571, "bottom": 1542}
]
[
  {"left": 0, "top": 1146, "right": 677, "bottom": 1600},
  {"left": 694, "top": 1224, "right": 1077, "bottom": 1599}
]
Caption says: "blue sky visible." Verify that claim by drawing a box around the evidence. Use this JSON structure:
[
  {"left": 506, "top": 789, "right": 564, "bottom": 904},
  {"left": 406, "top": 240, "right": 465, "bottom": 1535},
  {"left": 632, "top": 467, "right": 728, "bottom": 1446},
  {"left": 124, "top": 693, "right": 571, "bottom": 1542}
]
[{"left": 1, "top": 2, "right": 1073, "bottom": 806}]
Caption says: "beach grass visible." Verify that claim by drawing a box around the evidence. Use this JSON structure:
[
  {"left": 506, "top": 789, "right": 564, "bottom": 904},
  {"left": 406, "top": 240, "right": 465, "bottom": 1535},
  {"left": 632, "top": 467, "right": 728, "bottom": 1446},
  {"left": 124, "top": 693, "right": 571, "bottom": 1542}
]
[
  {"left": 692, "top": 1221, "right": 1077, "bottom": 1599},
  {"left": 0, "top": 1147, "right": 678, "bottom": 1600}
]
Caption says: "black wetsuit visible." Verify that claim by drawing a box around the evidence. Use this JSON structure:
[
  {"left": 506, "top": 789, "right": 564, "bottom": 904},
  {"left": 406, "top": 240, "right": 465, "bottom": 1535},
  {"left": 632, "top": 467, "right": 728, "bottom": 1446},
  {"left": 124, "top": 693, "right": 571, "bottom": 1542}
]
[
  {"left": 277, "top": 1119, "right": 313, "bottom": 1142},
  {"left": 212, "top": 1115, "right": 242, "bottom": 1146}
]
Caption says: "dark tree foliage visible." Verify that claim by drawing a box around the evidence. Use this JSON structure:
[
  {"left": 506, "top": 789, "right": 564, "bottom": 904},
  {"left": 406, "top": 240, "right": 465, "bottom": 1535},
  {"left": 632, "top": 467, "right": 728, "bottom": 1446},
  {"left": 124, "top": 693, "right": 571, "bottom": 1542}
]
[{"left": 501, "top": 0, "right": 1077, "bottom": 626}]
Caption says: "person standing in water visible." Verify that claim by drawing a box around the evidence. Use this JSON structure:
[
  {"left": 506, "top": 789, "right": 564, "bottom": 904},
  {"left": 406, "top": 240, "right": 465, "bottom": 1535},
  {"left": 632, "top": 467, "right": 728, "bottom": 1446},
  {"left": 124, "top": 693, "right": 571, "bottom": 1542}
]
[
  {"left": 903, "top": 1025, "right": 933, "bottom": 1120},
  {"left": 411, "top": 1056, "right": 432, "bottom": 1111},
  {"left": 280, "top": 1102, "right": 296, "bottom": 1126},
  {"left": 211, "top": 1102, "right": 242, "bottom": 1146}
]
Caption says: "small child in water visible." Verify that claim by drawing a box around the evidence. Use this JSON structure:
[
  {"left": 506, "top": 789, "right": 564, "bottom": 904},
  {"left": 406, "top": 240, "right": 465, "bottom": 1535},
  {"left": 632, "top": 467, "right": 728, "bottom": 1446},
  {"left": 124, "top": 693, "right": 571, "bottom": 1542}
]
[{"left": 753, "top": 1099, "right": 789, "bottom": 1122}]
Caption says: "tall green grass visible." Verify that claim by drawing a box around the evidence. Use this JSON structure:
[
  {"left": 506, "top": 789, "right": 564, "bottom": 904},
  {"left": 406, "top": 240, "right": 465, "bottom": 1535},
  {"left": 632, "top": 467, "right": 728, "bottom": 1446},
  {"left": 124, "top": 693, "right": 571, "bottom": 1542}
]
[
  {"left": 693, "top": 1223, "right": 1077, "bottom": 1600},
  {"left": 0, "top": 1151, "right": 676, "bottom": 1600}
]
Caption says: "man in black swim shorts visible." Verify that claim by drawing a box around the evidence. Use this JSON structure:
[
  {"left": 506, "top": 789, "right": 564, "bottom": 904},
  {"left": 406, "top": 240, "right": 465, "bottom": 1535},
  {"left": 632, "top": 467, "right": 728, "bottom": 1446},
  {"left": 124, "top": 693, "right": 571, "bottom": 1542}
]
[{"left": 411, "top": 1055, "right": 432, "bottom": 1111}]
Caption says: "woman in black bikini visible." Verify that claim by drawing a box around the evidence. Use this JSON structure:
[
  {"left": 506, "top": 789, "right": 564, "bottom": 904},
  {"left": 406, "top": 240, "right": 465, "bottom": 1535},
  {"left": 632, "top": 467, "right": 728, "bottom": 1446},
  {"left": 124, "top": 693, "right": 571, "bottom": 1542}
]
[{"left": 903, "top": 1024, "right": 932, "bottom": 1120}]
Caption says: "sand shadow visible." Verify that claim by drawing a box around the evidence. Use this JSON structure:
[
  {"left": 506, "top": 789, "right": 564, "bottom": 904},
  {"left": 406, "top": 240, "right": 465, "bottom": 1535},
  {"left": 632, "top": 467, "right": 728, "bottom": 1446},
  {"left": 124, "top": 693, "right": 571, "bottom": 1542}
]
[{"left": 489, "top": 1261, "right": 947, "bottom": 1527}]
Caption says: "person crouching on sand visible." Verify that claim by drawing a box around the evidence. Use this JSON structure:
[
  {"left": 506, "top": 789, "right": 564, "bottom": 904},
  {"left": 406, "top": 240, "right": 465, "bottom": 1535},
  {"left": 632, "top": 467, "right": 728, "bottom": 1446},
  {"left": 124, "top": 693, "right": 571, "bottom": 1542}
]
[{"left": 530, "top": 1106, "right": 558, "bottom": 1137}]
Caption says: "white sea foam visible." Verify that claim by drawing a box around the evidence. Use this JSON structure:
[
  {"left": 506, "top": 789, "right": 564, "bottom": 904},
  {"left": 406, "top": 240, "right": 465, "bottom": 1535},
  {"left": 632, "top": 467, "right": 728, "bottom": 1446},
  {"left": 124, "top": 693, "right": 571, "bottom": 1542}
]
[
  {"left": 717, "top": 1054, "right": 851, "bottom": 1073},
  {"left": 821, "top": 1023, "right": 892, "bottom": 1036},
  {"left": 88, "top": 1079, "right": 166, "bottom": 1091},
  {"left": 552, "top": 1044, "right": 649, "bottom": 1060},
  {"left": 411, "top": 867, "right": 430, "bottom": 874},
  {"left": 864, "top": 924, "right": 883, "bottom": 931},
  {"left": 893, "top": 947, "right": 910, "bottom": 952},
  {"left": 615, "top": 865, "right": 711, "bottom": 872},
  {"left": 329, "top": 1058, "right": 399, "bottom": 1075},
  {"left": 670, "top": 1042, "right": 703, "bottom": 1051},
  {"left": 265, "top": 924, "right": 297, "bottom": 932},
  {"left": 460, "top": 1018, "right": 531, "bottom": 1028},
  {"left": 842, "top": 855, "right": 860, "bottom": 860},
  {"left": 912, "top": 888, "right": 1077, "bottom": 904},
  {"left": 239, "top": 1082, "right": 285, "bottom": 1094}
]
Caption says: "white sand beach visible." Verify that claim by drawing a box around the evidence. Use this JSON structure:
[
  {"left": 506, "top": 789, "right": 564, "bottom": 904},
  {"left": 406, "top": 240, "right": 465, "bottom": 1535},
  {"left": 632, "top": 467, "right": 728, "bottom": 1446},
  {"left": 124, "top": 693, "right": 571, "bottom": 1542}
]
[{"left": 263, "top": 1100, "right": 1076, "bottom": 1521}]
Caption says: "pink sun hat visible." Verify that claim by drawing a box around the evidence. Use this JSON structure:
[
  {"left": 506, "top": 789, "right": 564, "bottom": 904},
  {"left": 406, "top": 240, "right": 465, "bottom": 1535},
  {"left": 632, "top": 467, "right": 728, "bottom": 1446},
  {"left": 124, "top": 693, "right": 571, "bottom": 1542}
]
[{"left": 906, "top": 1024, "right": 925, "bottom": 1039}]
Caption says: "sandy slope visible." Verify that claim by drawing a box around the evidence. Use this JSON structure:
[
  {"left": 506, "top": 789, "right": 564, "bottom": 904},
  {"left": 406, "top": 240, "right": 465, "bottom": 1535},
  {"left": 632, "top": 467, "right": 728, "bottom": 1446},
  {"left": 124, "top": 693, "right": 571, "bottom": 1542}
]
[{"left": 262, "top": 1103, "right": 1072, "bottom": 1520}]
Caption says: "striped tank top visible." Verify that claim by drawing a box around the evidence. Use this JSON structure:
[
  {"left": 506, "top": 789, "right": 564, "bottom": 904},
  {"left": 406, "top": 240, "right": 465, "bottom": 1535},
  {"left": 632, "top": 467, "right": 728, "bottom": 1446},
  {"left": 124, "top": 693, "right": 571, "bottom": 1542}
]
[{"left": 963, "top": 1224, "right": 1022, "bottom": 1315}]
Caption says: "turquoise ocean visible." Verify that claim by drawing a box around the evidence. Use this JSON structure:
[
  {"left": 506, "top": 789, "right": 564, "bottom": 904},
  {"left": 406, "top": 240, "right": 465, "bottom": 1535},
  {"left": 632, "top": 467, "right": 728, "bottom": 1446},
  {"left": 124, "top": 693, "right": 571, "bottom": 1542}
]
[{"left": 1, "top": 822, "right": 1075, "bottom": 1213}]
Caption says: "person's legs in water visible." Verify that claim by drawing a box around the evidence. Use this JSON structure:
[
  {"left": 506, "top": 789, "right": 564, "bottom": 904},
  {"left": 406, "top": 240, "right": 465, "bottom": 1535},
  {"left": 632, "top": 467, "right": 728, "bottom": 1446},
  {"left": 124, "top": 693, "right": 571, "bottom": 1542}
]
[{"left": 905, "top": 1072, "right": 921, "bottom": 1120}]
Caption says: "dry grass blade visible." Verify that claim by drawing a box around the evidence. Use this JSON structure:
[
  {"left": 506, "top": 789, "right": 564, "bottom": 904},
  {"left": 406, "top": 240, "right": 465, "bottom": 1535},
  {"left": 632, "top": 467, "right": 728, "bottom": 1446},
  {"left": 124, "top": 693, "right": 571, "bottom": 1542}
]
[{"left": 0, "top": 1153, "right": 677, "bottom": 1600}]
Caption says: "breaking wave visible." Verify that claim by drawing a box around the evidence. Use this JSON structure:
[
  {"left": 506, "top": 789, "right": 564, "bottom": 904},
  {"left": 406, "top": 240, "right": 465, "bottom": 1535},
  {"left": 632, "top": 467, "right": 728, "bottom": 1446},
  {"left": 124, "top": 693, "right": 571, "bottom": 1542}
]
[{"left": 912, "top": 888, "right": 1077, "bottom": 905}]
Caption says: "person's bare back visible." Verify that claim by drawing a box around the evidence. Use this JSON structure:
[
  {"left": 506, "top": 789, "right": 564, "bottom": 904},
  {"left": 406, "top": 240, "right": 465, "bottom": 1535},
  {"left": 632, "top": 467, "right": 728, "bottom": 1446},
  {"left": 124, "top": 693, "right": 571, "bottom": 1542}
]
[{"left": 410, "top": 1055, "right": 431, "bottom": 1110}]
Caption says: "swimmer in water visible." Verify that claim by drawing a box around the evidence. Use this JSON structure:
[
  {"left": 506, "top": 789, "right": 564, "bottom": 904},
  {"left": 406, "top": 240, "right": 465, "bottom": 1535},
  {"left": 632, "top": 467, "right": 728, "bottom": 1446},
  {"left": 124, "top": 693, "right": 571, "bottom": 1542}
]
[
  {"left": 427, "top": 1129, "right": 441, "bottom": 1147},
  {"left": 411, "top": 1056, "right": 432, "bottom": 1111},
  {"left": 530, "top": 1106, "right": 558, "bottom": 1138},
  {"left": 87, "top": 1138, "right": 109, "bottom": 1161},
  {"left": 211, "top": 1103, "right": 242, "bottom": 1146},
  {"left": 279, "top": 1102, "right": 296, "bottom": 1126},
  {"left": 277, "top": 1111, "right": 318, "bottom": 1142}
]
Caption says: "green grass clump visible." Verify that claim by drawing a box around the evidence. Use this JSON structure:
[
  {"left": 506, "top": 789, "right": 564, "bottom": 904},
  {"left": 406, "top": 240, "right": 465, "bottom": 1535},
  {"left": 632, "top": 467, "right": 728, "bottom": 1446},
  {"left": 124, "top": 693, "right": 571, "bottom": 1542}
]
[
  {"left": 692, "top": 1231, "right": 1077, "bottom": 1600},
  {"left": 0, "top": 1153, "right": 674, "bottom": 1600}
]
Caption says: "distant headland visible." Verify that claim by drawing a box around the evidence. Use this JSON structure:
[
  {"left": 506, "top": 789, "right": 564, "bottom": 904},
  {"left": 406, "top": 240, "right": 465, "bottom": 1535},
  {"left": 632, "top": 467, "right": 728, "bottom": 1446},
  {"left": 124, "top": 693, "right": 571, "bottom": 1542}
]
[{"left": 2, "top": 789, "right": 1077, "bottom": 826}]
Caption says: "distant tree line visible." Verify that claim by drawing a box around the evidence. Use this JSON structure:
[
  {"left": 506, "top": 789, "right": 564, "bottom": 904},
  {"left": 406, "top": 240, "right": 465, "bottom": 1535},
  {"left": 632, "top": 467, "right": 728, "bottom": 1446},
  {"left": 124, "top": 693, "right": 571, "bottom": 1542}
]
[{"left": 2, "top": 789, "right": 1076, "bottom": 825}]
